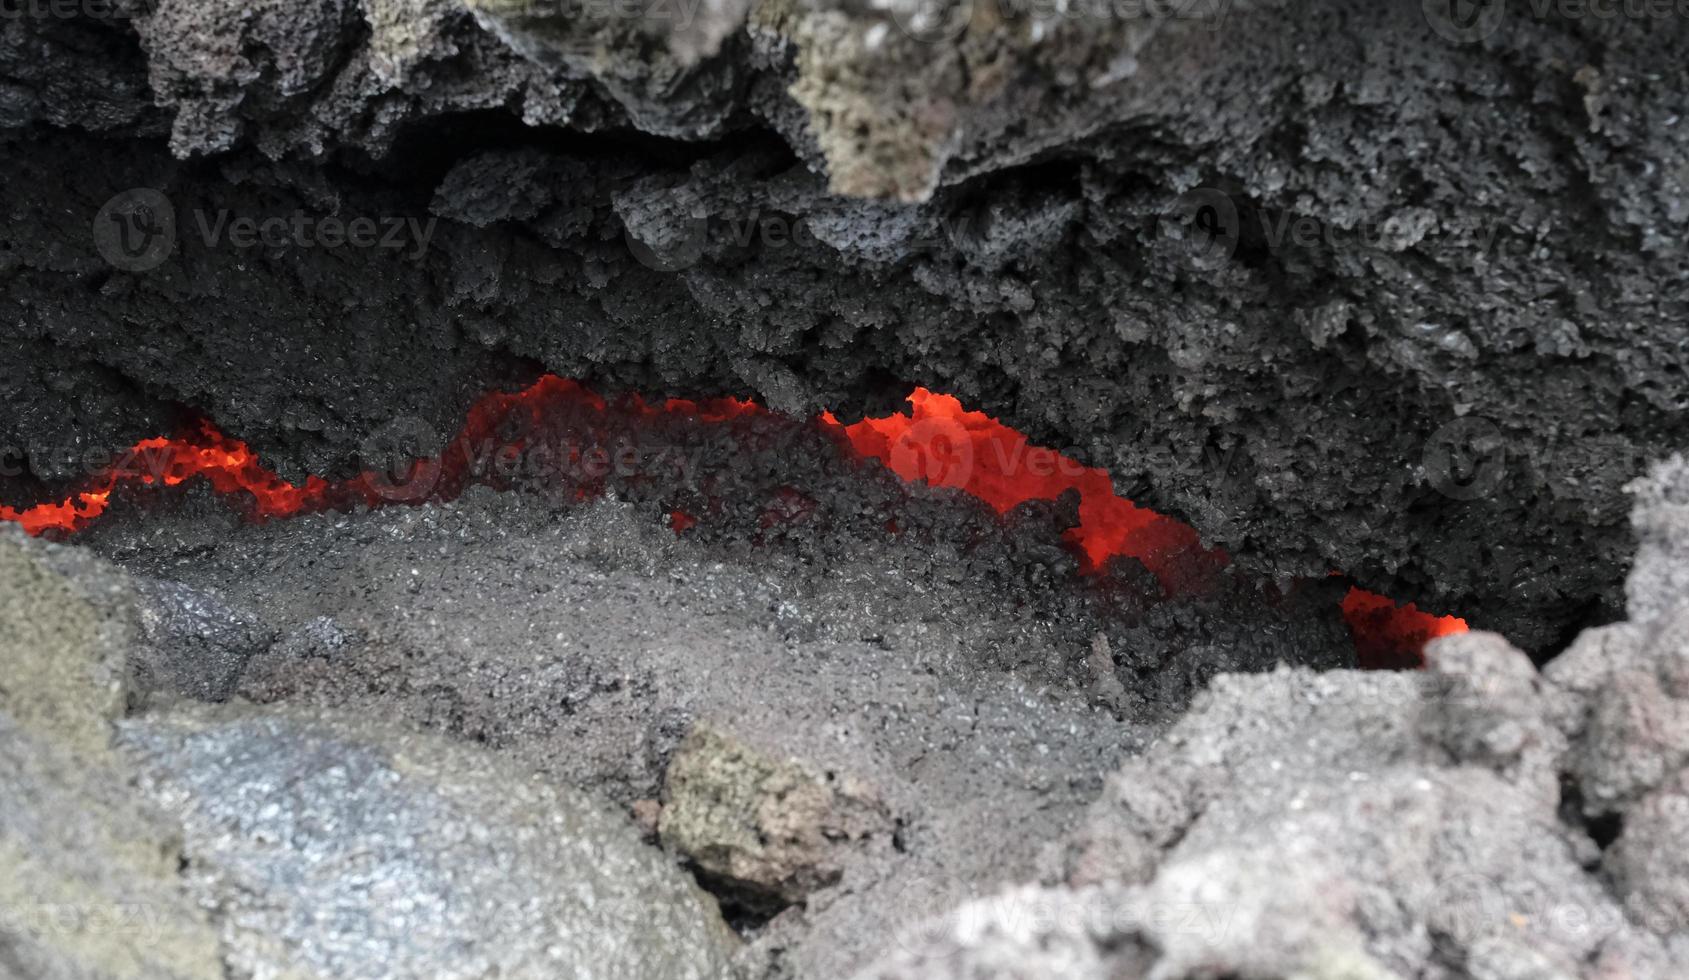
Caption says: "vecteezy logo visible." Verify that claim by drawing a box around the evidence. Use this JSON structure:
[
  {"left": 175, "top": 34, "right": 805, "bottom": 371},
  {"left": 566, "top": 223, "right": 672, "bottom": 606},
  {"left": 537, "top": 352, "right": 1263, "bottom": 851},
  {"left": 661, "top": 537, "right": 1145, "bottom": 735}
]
[
  {"left": 1164, "top": 187, "right": 1240, "bottom": 271},
  {"left": 880, "top": 870, "right": 975, "bottom": 955},
  {"left": 1427, "top": 871, "right": 1507, "bottom": 946},
  {"left": 890, "top": 417, "right": 975, "bottom": 491},
  {"left": 359, "top": 416, "right": 444, "bottom": 503},
  {"left": 1424, "top": 416, "right": 1506, "bottom": 501},
  {"left": 888, "top": 0, "right": 974, "bottom": 43},
  {"left": 1424, "top": 0, "right": 1504, "bottom": 43},
  {"left": 623, "top": 209, "right": 709, "bottom": 274},
  {"left": 93, "top": 188, "right": 176, "bottom": 272}
]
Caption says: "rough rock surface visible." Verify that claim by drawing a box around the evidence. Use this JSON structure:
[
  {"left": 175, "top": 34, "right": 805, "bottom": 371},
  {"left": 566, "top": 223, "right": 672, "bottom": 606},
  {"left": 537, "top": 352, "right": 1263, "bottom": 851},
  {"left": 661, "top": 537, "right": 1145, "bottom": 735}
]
[
  {"left": 118, "top": 705, "right": 740, "bottom": 980},
  {"left": 0, "top": 717, "right": 225, "bottom": 980},
  {"left": 5, "top": 454, "right": 1687, "bottom": 979},
  {"left": 856, "top": 456, "right": 1689, "bottom": 979},
  {"left": 0, "top": 529, "right": 137, "bottom": 758},
  {"left": 0, "top": 529, "right": 223, "bottom": 980},
  {"left": 127, "top": 577, "right": 273, "bottom": 704},
  {"left": 4, "top": 0, "right": 1687, "bottom": 648},
  {"left": 56, "top": 409, "right": 1365, "bottom": 978},
  {"left": 0, "top": 525, "right": 741, "bottom": 980},
  {"left": 77, "top": 483, "right": 1176, "bottom": 977},
  {"left": 659, "top": 724, "right": 893, "bottom": 910}
]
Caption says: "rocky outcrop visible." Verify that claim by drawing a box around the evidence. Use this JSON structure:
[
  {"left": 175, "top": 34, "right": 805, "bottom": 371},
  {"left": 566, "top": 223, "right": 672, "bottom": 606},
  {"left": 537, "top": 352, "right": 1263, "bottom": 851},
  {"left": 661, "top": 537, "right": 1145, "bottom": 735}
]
[
  {"left": 858, "top": 455, "right": 1689, "bottom": 979},
  {"left": 3, "top": 0, "right": 1686, "bottom": 645}
]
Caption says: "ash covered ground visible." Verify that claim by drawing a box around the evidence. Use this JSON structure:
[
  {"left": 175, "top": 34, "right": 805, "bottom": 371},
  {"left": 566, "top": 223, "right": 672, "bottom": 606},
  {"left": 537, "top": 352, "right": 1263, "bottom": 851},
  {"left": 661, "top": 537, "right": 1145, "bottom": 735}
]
[
  {"left": 8, "top": 442, "right": 1330, "bottom": 977},
  {"left": 83, "top": 488, "right": 1171, "bottom": 978},
  {"left": 3, "top": 0, "right": 1688, "bottom": 646},
  {"left": 4, "top": 448, "right": 1689, "bottom": 978}
]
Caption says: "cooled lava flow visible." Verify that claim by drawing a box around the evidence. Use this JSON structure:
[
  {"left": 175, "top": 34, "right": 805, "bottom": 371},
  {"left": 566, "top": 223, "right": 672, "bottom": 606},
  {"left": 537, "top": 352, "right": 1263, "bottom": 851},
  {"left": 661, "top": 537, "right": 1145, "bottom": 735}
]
[{"left": 0, "top": 376, "right": 1464, "bottom": 665}]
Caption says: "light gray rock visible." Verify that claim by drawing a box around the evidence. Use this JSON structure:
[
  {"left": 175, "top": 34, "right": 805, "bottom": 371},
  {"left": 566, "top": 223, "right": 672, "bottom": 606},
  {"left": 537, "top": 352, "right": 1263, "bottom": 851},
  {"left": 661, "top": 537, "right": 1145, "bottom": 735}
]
[
  {"left": 117, "top": 705, "right": 739, "bottom": 980},
  {"left": 1550, "top": 459, "right": 1689, "bottom": 816},
  {"left": 850, "top": 883, "right": 1154, "bottom": 980},
  {"left": 857, "top": 456, "right": 1689, "bottom": 980},
  {"left": 1420, "top": 630, "right": 1570, "bottom": 805},
  {"left": 1626, "top": 455, "right": 1689, "bottom": 629},
  {"left": 1568, "top": 664, "right": 1689, "bottom": 816},
  {"left": 0, "top": 527, "right": 135, "bottom": 760},
  {"left": 1058, "top": 654, "right": 1641, "bottom": 979},
  {"left": 127, "top": 0, "right": 588, "bottom": 156},
  {"left": 867, "top": 656, "right": 1676, "bottom": 979},
  {"left": 1606, "top": 766, "right": 1689, "bottom": 944},
  {"left": 0, "top": 716, "right": 224, "bottom": 980},
  {"left": 0, "top": 529, "right": 222, "bottom": 980}
]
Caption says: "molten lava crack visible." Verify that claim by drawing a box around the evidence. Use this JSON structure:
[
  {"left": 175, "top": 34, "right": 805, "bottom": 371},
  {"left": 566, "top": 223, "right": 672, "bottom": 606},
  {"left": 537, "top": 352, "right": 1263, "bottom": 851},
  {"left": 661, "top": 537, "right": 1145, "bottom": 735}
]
[{"left": 0, "top": 376, "right": 1464, "bottom": 665}]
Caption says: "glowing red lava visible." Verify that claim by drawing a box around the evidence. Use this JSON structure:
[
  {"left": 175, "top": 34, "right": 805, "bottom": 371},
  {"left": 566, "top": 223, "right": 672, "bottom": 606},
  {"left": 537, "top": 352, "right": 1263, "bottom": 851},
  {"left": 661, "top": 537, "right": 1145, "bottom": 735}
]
[
  {"left": 826, "top": 389, "right": 1226, "bottom": 594},
  {"left": 826, "top": 389, "right": 1466, "bottom": 665},
  {"left": 0, "top": 424, "right": 337, "bottom": 536},
  {"left": 1340, "top": 586, "right": 1470, "bottom": 671},
  {"left": 0, "top": 376, "right": 1465, "bottom": 666}
]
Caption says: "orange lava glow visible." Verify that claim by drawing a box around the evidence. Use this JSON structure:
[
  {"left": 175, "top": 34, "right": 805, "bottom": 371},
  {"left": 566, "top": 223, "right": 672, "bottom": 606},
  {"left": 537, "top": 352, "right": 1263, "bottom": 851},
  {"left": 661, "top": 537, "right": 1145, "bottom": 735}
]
[
  {"left": 1340, "top": 586, "right": 1470, "bottom": 671},
  {"left": 0, "top": 376, "right": 1465, "bottom": 666},
  {"left": 829, "top": 389, "right": 1466, "bottom": 665},
  {"left": 0, "top": 425, "right": 337, "bottom": 535},
  {"left": 826, "top": 389, "right": 1227, "bottom": 595},
  {"left": 0, "top": 379, "right": 761, "bottom": 536}
]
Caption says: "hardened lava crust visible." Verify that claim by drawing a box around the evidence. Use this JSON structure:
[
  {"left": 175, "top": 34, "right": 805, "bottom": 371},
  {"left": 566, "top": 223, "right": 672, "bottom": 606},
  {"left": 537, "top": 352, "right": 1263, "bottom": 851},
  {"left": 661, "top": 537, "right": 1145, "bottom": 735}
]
[{"left": 3, "top": 0, "right": 1687, "bottom": 647}]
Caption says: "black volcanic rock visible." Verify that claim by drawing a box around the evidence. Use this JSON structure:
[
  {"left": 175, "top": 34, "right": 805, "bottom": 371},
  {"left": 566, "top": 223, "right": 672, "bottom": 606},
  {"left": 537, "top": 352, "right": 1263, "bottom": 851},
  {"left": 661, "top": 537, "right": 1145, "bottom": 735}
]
[{"left": 3, "top": 0, "right": 1687, "bottom": 648}]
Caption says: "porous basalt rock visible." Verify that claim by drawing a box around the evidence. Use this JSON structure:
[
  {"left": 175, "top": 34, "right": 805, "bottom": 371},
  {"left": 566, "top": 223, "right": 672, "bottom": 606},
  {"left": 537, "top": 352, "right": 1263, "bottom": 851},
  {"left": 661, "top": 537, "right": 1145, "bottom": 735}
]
[
  {"left": 1550, "top": 456, "right": 1689, "bottom": 815},
  {"left": 1606, "top": 766, "right": 1689, "bottom": 940},
  {"left": 869, "top": 649, "right": 1684, "bottom": 978},
  {"left": 129, "top": 0, "right": 595, "bottom": 156},
  {"left": 3, "top": 1, "right": 1688, "bottom": 651}
]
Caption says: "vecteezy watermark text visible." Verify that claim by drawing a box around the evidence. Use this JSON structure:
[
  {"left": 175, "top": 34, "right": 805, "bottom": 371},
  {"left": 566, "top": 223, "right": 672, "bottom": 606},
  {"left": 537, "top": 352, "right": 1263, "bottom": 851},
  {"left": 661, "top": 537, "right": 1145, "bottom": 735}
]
[
  {"left": 1159, "top": 187, "right": 1539, "bottom": 269},
  {"left": 0, "top": 0, "right": 144, "bottom": 20},
  {"left": 0, "top": 902, "right": 169, "bottom": 941},
  {"left": 194, "top": 211, "right": 436, "bottom": 260},
  {"left": 0, "top": 442, "right": 180, "bottom": 482},
  {"left": 93, "top": 188, "right": 437, "bottom": 272}
]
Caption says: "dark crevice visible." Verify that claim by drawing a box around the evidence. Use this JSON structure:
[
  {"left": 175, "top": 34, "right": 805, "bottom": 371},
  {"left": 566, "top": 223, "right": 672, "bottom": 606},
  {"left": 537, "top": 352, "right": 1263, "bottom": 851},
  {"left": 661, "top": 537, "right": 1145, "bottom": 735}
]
[
  {"left": 365, "top": 106, "right": 761, "bottom": 189},
  {"left": 681, "top": 864, "right": 795, "bottom": 934},
  {"left": 1559, "top": 778, "right": 1626, "bottom": 854},
  {"left": 1533, "top": 594, "right": 1625, "bottom": 670}
]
